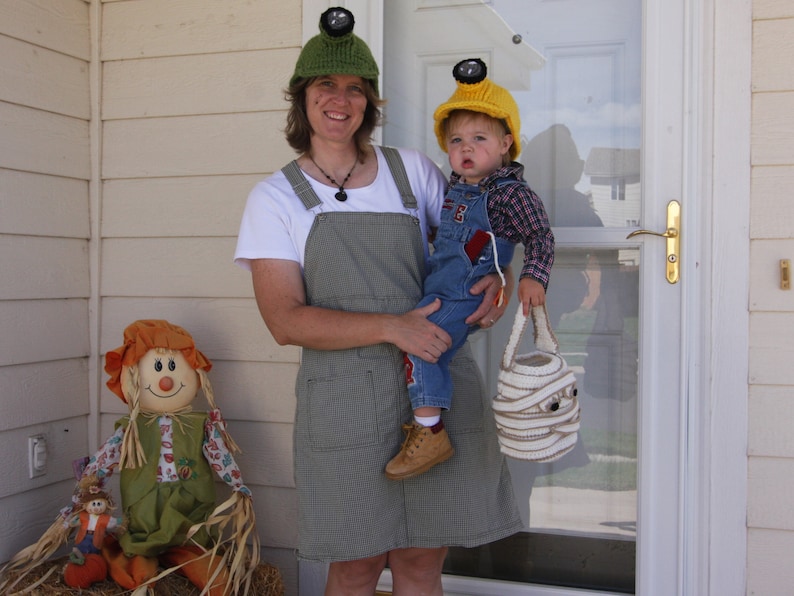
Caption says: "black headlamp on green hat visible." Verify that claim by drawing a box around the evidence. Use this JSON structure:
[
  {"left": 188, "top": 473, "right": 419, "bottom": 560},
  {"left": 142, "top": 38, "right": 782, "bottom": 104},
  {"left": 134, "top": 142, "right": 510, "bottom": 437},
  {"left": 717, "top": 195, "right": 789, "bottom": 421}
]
[{"left": 290, "top": 7, "right": 380, "bottom": 94}]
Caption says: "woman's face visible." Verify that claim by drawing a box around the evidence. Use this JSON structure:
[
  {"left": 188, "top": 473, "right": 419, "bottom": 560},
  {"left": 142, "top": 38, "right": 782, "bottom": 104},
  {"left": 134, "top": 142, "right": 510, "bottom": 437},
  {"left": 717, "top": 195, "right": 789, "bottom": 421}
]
[{"left": 305, "top": 74, "right": 368, "bottom": 145}]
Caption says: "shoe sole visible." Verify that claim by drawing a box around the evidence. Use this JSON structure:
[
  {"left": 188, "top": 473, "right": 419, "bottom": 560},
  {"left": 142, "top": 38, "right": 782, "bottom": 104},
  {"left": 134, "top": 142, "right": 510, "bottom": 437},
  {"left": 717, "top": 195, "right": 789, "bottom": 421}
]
[{"left": 384, "top": 447, "right": 455, "bottom": 481}]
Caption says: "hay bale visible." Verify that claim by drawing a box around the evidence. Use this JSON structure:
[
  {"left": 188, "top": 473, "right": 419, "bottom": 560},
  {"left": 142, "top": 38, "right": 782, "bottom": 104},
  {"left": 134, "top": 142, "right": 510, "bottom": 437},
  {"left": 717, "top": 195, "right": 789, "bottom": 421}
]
[{"left": 2, "top": 557, "right": 284, "bottom": 595}]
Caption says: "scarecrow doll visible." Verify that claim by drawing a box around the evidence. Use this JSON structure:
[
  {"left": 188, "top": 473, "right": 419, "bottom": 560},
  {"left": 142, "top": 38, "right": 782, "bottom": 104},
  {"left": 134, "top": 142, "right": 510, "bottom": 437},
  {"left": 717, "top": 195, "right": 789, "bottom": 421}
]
[
  {"left": 96, "top": 319, "right": 259, "bottom": 594},
  {"left": 63, "top": 475, "right": 125, "bottom": 588},
  {"left": 0, "top": 320, "right": 259, "bottom": 595}
]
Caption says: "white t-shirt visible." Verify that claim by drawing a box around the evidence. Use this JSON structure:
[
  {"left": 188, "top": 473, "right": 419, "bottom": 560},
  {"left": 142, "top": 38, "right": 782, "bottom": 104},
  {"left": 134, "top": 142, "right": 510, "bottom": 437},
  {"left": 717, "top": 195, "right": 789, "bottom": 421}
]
[{"left": 234, "top": 146, "right": 446, "bottom": 271}]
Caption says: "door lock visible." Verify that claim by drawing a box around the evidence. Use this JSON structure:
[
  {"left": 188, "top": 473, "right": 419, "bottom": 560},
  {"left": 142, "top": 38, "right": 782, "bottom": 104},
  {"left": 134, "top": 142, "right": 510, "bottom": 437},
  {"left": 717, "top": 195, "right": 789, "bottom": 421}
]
[{"left": 627, "top": 200, "right": 681, "bottom": 284}]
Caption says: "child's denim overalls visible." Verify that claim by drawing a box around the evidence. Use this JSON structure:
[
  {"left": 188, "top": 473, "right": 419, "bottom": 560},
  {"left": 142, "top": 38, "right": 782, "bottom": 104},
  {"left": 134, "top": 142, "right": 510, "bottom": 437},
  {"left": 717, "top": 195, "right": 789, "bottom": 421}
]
[{"left": 406, "top": 177, "right": 519, "bottom": 410}]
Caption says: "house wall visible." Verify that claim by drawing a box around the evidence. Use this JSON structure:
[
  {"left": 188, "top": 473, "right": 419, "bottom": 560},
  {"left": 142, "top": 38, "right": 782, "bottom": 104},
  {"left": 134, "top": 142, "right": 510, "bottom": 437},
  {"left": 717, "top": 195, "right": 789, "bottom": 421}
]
[
  {"left": 97, "top": 0, "right": 303, "bottom": 591},
  {"left": 0, "top": 0, "right": 93, "bottom": 556},
  {"left": 747, "top": 0, "right": 794, "bottom": 594},
  {"left": 0, "top": 0, "right": 304, "bottom": 593}
]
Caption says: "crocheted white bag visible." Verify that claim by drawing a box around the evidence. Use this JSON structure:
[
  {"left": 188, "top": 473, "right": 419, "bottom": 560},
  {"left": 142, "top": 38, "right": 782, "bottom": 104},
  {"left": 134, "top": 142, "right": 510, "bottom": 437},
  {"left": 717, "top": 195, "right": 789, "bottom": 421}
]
[{"left": 493, "top": 305, "right": 580, "bottom": 461}]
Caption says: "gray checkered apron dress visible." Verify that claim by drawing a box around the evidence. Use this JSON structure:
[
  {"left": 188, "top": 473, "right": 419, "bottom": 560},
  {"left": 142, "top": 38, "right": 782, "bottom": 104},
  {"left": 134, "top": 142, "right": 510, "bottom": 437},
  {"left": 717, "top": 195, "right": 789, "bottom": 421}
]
[{"left": 282, "top": 147, "right": 522, "bottom": 562}]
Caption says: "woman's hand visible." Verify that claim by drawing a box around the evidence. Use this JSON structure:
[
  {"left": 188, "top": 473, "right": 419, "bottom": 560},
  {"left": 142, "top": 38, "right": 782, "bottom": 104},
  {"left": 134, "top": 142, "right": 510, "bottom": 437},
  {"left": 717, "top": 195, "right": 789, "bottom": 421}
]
[
  {"left": 390, "top": 299, "right": 452, "bottom": 363},
  {"left": 465, "top": 266, "right": 515, "bottom": 329}
]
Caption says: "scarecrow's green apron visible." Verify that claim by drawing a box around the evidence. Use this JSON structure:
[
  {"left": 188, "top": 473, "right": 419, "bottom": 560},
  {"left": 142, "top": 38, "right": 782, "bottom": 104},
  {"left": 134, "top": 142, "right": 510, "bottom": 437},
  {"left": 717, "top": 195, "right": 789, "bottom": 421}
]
[
  {"left": 283, "top": 147, "right": 522, "bottom": 562},
  {"left": 116, "top": 413, "right": 216, "bottom": 556}
]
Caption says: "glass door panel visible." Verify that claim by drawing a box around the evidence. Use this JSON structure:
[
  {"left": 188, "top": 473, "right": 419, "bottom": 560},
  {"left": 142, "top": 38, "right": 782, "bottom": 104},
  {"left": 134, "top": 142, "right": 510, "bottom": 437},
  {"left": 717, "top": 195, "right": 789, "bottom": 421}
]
[
  {"left": 384, "top": 0, "right": 650, "bottom": 592},
  {"left": 445, "top": 247, "right": 639, "bottom": 592}
]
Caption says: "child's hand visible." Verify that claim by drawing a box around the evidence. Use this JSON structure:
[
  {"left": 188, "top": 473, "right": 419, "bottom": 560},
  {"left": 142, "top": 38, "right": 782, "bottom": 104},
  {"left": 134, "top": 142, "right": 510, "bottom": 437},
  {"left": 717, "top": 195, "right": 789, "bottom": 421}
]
[{"left": 518, "top": 277, "right": 546, "bottom": 314}]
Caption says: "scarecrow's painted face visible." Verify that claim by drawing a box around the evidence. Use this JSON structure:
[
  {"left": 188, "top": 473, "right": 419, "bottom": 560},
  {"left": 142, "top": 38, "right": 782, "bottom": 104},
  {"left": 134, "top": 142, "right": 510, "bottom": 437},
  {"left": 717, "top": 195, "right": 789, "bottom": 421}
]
[
  {"left": 85, "top": 498, "right": 108, "bottom": 515},
  {"left": 134, "top": 348, "right": 200, "bottom": 412}
]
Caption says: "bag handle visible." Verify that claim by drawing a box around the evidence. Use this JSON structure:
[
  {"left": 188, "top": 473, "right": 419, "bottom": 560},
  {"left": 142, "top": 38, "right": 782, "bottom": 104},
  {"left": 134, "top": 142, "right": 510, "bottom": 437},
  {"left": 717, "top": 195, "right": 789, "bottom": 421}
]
[{"left": 501, "top": 305, "right": 560, "bottom": 370}]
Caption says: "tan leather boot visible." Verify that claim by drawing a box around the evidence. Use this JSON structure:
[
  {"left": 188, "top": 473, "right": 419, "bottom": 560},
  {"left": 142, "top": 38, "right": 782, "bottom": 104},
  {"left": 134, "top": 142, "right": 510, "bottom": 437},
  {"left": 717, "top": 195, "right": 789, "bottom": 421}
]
[{"left": 385, "top": 420, "right": 454, "bottom": 480}]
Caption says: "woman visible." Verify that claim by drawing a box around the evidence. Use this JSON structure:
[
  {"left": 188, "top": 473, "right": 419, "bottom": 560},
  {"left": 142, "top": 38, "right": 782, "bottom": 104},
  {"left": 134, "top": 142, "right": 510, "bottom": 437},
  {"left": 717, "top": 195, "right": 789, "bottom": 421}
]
[{"left": 234, "top": 8, "right": 522, "bottom": 595}]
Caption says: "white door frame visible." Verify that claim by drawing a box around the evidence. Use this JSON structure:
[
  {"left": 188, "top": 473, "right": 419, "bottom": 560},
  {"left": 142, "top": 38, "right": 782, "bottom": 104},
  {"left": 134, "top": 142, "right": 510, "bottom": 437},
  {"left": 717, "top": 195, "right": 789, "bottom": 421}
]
[
  {"left": 693, "top": 0, "right": 750, "bottom": 593},
  {"left": 298, "top": 1, "right": 750, "bottom": 594}
]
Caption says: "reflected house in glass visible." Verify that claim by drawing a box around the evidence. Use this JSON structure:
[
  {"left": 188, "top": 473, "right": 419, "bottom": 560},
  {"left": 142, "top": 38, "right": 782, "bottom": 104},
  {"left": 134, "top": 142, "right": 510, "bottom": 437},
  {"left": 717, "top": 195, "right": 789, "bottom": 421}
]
[{"left": 585, "top": 147, "right": 642, "bottom": 229}]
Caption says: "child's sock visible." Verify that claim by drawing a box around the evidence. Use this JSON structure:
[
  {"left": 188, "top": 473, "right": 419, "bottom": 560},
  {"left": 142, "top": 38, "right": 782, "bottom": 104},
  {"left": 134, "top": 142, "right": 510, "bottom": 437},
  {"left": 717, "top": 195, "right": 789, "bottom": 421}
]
[{"left": 415, "top": 414, "right": 441, "bottom": 428}]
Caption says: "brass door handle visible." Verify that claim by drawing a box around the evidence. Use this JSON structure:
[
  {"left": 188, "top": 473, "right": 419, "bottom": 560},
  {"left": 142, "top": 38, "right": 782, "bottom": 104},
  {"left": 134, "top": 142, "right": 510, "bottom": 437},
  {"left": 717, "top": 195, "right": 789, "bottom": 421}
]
[{"left": 626, "top": 200, "right": 681, "bottom": 284}]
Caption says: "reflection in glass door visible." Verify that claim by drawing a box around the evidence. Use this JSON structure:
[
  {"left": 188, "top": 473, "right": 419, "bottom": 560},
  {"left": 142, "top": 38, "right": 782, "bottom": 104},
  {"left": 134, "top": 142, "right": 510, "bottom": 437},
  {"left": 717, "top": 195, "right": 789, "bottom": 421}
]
[{"left": 384, "top": 0, "right": 643, "bottom": 592}]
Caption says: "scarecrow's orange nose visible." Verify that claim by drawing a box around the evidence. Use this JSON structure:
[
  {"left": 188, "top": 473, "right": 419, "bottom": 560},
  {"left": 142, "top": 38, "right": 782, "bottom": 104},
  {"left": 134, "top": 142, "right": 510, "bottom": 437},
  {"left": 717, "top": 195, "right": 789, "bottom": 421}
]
[{"left": 159, "top": 377, "right": 174, "bottom": 392}]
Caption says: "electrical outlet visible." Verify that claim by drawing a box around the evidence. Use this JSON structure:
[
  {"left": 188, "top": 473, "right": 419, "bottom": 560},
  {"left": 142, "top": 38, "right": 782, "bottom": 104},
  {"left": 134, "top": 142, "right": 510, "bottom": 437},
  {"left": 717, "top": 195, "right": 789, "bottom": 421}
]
[{"left": 28, "top": 434, "right": 47, "bottom": 478}]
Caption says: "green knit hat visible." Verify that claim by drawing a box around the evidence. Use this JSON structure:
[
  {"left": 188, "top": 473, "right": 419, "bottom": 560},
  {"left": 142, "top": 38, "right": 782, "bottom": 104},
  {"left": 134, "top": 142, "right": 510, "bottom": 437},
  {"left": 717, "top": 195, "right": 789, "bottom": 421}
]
[
  {"left": 434, "top": 58, "right": 521, "bottom": 160},
  {"left": 290, "top": 7, "right": 380, "bottom": 94}
]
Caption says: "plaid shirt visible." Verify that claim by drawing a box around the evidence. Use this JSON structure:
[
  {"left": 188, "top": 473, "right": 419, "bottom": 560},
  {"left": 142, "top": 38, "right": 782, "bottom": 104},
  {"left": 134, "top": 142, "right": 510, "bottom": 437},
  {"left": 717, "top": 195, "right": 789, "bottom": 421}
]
[{"left": 448, "top": 162, "right": 554, "bottom": 287}]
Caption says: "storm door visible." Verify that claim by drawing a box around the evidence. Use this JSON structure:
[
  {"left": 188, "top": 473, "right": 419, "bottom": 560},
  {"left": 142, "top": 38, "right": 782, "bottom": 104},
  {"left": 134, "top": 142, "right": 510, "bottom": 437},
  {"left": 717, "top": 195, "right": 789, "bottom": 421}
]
[{"left": 381, "top": 0, "right": 686, "bottom": 593}]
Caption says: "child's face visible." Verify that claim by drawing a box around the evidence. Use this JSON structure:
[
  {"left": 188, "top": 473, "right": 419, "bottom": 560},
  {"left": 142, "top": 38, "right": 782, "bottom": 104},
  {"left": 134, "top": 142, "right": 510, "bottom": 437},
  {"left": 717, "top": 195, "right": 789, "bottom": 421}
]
[{"left": 445, "top": 112, "right": 513, "bottom": 185}]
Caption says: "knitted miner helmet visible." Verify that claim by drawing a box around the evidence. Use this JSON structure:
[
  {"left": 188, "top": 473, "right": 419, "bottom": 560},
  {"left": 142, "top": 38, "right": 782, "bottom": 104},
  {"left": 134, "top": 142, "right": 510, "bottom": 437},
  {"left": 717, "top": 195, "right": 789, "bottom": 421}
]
[
  {"left": 434, "top": 58, "right": 521, "bottom": 160},
  {"left": 290, "top": 7, "right": 380, "bottom": 94}
]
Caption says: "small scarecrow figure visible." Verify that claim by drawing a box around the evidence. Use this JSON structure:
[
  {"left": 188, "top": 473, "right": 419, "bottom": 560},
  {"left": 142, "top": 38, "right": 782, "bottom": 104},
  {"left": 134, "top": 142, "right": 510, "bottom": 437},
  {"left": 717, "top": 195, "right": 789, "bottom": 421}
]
[
  {"left": 63, "top": 475, "right": 125, "bottom": 588},
  {"left": 0, "top": 320, "right": 259, "bottom": 595},
  {"left": 0, "top": 475, "right": 125, "bottom": 591}
]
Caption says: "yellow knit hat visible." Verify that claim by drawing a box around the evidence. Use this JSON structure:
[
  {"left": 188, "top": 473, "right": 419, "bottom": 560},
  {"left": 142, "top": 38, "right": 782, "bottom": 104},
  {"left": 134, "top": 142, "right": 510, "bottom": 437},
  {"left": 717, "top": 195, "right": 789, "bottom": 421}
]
[{"left": 434, "top": 58, "right": 521, "bottom": 160}]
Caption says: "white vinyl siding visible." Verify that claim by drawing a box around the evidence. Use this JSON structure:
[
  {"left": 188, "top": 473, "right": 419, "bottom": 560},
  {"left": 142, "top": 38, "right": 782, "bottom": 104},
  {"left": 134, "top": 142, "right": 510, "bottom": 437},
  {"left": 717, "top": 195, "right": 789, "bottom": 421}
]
[
  {"left": 97, "top": 0, "right": 303, "bottom": 590},
  {"left": 747, "top": 1, "right": 794, "bottom": 594},
  {"left": 0, "top": 0, "right": 91, "bottom": 557}
]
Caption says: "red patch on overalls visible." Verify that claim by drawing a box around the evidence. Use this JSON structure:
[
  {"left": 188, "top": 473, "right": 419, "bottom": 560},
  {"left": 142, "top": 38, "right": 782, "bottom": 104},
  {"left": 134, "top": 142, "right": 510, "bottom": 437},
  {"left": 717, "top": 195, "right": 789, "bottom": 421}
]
[
  {"left": 403, "top": 352, "right": 415, "bottom": 385},
  {"left": 464, "top": 229, "right": 490, "bottom": 262}
]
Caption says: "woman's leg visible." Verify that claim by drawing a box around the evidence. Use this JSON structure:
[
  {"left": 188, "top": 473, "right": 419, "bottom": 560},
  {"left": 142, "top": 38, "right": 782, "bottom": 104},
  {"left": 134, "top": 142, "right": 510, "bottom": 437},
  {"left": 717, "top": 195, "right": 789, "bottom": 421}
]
[
  {"left": 324, "top": 552, "right": 388, "bottom": 596},
  {"left": 388, "top": 547, "right": 448, "bottom": 596}
]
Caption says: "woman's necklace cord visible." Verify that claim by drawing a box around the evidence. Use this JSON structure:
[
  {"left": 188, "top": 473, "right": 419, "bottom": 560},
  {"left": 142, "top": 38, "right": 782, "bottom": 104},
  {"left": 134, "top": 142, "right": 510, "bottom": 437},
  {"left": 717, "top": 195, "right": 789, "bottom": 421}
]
[{"left": 309, "top": 154, "right": 357, "bottom": 202}]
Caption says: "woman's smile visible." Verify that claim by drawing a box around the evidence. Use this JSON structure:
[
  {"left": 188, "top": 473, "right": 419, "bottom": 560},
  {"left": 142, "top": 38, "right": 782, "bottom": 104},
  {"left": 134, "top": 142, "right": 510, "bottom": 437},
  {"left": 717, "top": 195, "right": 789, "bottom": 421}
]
[{"left": 324, "top": 110, "right": 349, "bottom": 121}]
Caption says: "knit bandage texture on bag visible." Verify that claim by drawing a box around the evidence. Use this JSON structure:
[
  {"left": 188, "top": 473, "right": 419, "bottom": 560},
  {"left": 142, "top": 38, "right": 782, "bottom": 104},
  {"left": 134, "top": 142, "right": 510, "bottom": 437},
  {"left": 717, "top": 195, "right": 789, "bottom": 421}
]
[{"left": 492, "top": 305, "right": 581, "bottom": 462}]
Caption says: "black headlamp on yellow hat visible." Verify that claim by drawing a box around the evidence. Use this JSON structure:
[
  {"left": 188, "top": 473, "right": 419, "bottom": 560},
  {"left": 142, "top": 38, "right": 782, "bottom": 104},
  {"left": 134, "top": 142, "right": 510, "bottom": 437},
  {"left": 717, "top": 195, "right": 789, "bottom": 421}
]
[{"left": 434, "top": 58, "right": 522, "bottom": 160}]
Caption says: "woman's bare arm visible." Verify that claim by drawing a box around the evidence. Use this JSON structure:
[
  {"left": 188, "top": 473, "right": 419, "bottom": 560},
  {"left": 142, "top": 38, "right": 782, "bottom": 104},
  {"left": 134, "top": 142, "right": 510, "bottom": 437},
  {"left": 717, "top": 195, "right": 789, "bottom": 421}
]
[{"left": 250, "top": 259, "right": 452, "bottom": 362}]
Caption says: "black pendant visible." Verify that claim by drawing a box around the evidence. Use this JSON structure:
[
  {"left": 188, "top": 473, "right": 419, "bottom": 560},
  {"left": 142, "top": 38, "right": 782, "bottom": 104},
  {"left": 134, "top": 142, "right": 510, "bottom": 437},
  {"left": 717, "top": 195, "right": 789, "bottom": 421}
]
[{"left": 335, "top": 189, "right": 348, "bottom": 202}]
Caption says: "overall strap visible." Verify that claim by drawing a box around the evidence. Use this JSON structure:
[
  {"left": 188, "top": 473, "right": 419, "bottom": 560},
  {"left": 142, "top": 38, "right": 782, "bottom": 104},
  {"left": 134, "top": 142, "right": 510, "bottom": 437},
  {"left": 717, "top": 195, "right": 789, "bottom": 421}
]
[
  {"left": 379, "top": 146, "right": 417, "bottom": 209},
  {"left": 282, "top": 147, "right": 418, "bottom": 211},
  {"left": 282, "top": 160, "right": 321, "bottom": 209}
]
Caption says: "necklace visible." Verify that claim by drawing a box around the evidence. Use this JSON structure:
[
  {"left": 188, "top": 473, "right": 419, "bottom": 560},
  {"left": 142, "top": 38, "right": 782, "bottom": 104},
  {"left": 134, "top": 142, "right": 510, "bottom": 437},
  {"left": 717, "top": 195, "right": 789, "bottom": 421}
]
[{"left": 309, "top": 154, "right": 357, "bottom": 201}]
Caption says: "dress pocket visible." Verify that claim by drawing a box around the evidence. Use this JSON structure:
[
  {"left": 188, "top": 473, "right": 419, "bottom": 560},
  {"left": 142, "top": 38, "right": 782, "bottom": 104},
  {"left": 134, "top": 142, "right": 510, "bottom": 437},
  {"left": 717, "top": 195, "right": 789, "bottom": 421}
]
[{"left": 306, "top": 370, "right": 380, "bottom": 451}]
